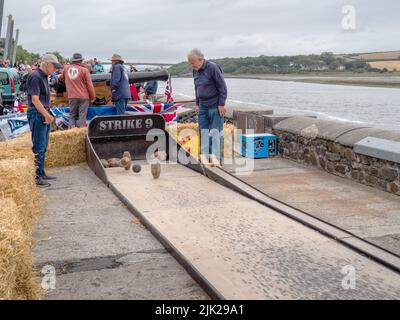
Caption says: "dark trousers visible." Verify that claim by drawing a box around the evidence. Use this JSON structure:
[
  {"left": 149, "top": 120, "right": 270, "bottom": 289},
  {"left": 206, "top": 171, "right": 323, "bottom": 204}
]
[
  {"left": 114, "top": 99, "right": 129, "bottom": 115},
  {"left": 69, "top": 98, "right": 90, "bottom": 128},
  {"left": 198, "top": 106, "right": 224, "bottom": 160},
  {"left": 27, "top": 108, "right": 51, "bottom": 179}
]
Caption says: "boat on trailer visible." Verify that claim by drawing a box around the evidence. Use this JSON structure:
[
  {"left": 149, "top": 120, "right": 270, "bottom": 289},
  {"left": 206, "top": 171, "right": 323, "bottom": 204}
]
[{"left": 51, "top": 69, "right": 195, "bottom": 107}]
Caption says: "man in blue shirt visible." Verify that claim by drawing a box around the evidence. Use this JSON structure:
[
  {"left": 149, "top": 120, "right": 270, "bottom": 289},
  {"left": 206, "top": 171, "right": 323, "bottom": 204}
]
[
  {"left": 188, "top": 48, "right": 227, "bottom": 165},
  {"left": 26, "top": 54, "right": 63, "bottom": 187},
  {"left": 93, "top": 58, "right": 105, "bottom": 74},
  {"left": 109, "top": 54, "right": 131, "bottom": 114}
]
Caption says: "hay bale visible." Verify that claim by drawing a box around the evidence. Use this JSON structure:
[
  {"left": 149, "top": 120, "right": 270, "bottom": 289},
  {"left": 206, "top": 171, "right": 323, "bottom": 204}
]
[
  {"left": 0, "top": 128, "right": 87, "bottom": 168},
  {"left": 0, "top": 198, "right": 44, "bottom": 300},
  {"left": 0, "top": 198, "right": 22, "bottom": 299},
  {"left": 0, "top": 134, "right": 33, "bottom": 162},
  {"left": 46, "top": 128, "right": 87, "bottom": 167},
  {"left": 0, "top": 158, "right": 43, "bottom": 234},
  {"left": 0, "top": 140, "right": 45, "bottom": 300}
]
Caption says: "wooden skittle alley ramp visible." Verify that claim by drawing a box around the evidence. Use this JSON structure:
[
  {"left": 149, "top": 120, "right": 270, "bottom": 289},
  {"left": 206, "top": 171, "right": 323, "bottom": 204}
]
[{"left": 87, "top": 115, "right": 400, "bottom": 300}]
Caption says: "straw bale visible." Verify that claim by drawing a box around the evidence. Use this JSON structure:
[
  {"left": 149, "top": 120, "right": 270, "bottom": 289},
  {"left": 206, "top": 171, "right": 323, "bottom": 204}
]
[
  {"left": 0, "top": 128, "right": 87, "bottom": 167},
  {"left": 0, "top": 134, "right": 33, "bottom": 162},
  {"left": 46, "top": 128, "right": 87, "bottom": 167},
  {"left": 0, "top": 158, "right": 43, "bottom": 234},
  {"left": 0, "top": 198, "right": 44, "bottom": 300}
]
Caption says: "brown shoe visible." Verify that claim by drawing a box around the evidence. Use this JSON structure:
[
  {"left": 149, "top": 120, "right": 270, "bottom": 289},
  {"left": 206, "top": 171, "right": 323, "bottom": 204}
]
[
  {"left": 200, "top": 154, "right": 212, "bottom": 166},
  {"left": 210, "top": 155, "right": 222, "bottom": 168}
]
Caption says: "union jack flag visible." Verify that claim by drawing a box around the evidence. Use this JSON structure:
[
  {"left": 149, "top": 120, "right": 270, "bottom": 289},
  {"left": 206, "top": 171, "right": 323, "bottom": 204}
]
[
  {"left": 126, "top": 103, "right": 182, "bottom": 123},
  {"left": 165, "top": 76, "right": 174, "bottom": 103},
  {"left": 51, "top": 102, "right": 183, "bottom": 130}
]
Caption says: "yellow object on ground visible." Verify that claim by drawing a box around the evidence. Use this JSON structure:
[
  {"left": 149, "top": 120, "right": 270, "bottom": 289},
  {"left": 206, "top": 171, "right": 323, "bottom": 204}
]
[
  {"left": 168, "top": 123, "right": 237, "bottom": 160},
  {"left": 182, "top": 135, "right": 201, "bottom": 159}
]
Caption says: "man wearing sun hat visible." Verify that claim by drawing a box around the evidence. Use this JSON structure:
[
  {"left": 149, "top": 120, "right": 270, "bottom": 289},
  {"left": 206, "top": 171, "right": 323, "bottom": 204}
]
[
  {"left": 109, "top": 54, "right": 131, "bottom": 115},
  {"left": 59, "top": 53, "right": 96, "bottom": 128},
  {"left": 26, "top": 53, "right": 63, "bottom": 188}
]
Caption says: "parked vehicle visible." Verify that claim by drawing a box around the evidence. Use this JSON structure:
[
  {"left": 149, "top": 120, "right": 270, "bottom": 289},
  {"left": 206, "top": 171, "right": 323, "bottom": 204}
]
[{"left": 0, "top": 68, "right": 21, "bottom": 106}]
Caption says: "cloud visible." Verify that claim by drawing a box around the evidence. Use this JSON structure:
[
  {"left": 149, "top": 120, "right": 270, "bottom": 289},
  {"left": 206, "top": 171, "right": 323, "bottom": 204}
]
[{"left": 2, "top": 0, "right": 400, "bottom": 62}]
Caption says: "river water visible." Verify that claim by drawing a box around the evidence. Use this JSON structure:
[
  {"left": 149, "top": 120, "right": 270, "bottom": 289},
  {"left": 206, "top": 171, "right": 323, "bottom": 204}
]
[{"left": 170, "top": 77, "right": 400, "bottom": 131}]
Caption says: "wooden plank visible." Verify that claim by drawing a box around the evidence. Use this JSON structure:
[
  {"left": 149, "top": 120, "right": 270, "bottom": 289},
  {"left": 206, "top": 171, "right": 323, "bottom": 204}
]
[
  {"left": 205, "top": 166, "right": 400, "bottom": 273},
  {"left": 105, "top": 163, "right": 400, "bottom": 299},
  {"left": 236, "top": 112, "right": 247, "bottom": 133}
]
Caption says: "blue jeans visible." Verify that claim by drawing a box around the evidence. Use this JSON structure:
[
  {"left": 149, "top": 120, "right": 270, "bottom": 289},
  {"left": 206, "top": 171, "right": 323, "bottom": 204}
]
[
  {"left": 198, "top": 106, "right": 224, "bottom": 160},
  {"left": 27, "top": 108, "right": 51, "bottom": 179},
  {"left": 114, "top": 99, "right": 128, "bottom": 115}
]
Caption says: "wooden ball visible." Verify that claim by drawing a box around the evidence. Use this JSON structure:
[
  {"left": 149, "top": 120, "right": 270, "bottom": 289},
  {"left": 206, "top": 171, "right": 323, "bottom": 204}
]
[{"left": 132, "top": 163, "right": 142, "bottom": 173}]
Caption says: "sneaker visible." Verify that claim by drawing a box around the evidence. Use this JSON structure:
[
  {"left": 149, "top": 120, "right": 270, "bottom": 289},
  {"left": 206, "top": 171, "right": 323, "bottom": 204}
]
[
  {"left": 36, "top": 178, "right": 51, "bottom": 188},
  {"left": 42, "top": 175, "right": 57, "bottom": 181}
]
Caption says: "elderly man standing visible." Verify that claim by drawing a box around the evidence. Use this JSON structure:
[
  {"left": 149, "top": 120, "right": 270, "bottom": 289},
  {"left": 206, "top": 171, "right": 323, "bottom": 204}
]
[
  {"left": 26, "top": 54, "right": 63, "bottom": 187},
  {"left": 110, "top": 54, "right": 131, "bottom": 115},
  {"left": 187, "top": 48, "right": 228, "bottom": 165},
  {"left": 59, "top": 53, "right": 96, "bottom": 128}
]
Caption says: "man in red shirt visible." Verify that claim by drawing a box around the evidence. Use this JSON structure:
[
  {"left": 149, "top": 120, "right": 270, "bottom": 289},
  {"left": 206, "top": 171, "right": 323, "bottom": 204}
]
[{"left": 59, "top": 53, "right": 96, "bottom": 128}]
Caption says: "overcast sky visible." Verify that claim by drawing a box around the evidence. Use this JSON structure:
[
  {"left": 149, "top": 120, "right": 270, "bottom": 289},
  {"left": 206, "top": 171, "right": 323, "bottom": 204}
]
[{"left": 2, "top": 0, "right": 399, "bottom": 63}]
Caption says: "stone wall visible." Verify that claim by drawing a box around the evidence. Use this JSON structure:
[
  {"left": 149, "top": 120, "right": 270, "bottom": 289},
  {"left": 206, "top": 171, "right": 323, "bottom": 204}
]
[
  {"left": 179, "top": 108, "right": 400, "bottom": 196},
  {"left": 272, "top": 119, "right": 400, "bottom": 196}
]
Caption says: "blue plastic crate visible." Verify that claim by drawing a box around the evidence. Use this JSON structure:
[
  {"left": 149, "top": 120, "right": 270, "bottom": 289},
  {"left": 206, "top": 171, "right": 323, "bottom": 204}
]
[{"left": 241, "top": 133, "right": 278, "bottom": 159}]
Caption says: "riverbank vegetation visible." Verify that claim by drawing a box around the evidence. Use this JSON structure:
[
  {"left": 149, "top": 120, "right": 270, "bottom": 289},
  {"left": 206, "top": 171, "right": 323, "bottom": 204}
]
[{"left": 170, "top": 51, "right": 399, "bottom": 76}]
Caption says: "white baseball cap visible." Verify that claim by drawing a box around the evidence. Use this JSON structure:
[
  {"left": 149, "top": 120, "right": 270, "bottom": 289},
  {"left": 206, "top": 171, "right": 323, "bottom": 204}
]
[{"left": 42, "top": 53, "right": 63, "bottom": 69}]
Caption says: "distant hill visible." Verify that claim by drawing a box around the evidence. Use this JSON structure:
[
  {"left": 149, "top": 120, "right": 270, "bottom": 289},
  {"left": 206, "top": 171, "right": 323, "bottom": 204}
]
[
  {"left": 350, "top": 51, "right": 400, "bottom": 61},
  {"left": 343, "top": 50, "right": 400, "bottom": 71},
  {"left": 368, "top": 60, "right": 400, "bottom": 71},
  {"left": 170, "top": 51, "right": 400, "bottom": 76}
]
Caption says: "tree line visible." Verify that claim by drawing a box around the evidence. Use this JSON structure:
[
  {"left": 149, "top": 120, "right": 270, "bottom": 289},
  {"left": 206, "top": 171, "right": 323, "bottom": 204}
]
[
  {"left": 14, "top": 46, "right": 66, "bottom": 65},
  {"left": 169, "top": 52, "right": 385, "bottom": 76}
]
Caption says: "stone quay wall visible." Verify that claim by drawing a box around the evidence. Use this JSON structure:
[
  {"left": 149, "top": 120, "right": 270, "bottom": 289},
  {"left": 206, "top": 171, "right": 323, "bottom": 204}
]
[
  {"left": 272, "top": 116, "right": 400, "bottom": 196},
  {"left": 177, "top": 105, "right": 400, "bottom": 196}
]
